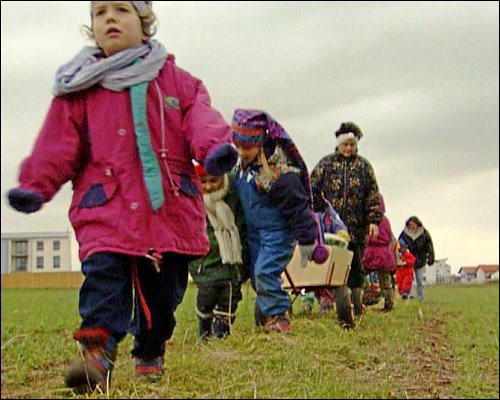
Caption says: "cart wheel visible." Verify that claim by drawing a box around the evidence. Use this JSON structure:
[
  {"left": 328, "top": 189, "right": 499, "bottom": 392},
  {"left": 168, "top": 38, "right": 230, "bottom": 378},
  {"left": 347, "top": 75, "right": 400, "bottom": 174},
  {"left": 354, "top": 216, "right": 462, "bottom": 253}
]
[{"left": 333, "top": 286, "right": 355, "bottom": 329}]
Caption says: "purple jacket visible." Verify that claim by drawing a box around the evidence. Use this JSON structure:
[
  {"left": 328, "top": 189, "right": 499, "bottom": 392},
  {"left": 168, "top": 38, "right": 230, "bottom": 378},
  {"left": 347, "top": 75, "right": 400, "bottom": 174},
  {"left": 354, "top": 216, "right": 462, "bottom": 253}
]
[
  {"left": 16, "top": 55, "right": 231, "bottom": 261},
  {"left": 362, "top": 195, "right": 396, "bottom": 272}
]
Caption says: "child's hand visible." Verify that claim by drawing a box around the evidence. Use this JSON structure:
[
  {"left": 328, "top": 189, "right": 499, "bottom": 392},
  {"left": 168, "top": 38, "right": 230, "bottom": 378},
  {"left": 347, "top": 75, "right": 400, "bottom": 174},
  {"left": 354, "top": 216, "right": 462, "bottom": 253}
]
[{"left": 7, "top": 188, "right": 44, "bottom": 214}]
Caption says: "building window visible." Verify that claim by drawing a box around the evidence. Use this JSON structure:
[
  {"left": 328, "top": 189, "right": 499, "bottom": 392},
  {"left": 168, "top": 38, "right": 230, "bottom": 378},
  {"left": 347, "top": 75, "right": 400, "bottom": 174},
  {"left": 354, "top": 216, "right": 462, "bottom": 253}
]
[
  {"left": 37, "top": 241, "right": 44, "bottom": 251},
  {"left": 53, "top": 256, "right": 61, "bottom": 269},
  {"left": 53, "top": 241, "right": 60, "bottom": 251},
  {"left": 36, "top": 257, "right": 44, "bottom": 269},
  {"left": 13, "top": 240, "right": 28, "bottom": 255},
  {"left": 12, "top": 256, "right": 28, "bottom": 272}
]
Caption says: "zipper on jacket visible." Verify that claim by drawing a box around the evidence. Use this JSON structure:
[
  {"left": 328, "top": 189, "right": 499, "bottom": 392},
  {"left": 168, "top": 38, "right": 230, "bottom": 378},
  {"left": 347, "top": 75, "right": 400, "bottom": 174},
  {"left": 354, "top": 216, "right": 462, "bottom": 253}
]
[{"left": 342, "top": 160, "right": 348, "bottom": 222}]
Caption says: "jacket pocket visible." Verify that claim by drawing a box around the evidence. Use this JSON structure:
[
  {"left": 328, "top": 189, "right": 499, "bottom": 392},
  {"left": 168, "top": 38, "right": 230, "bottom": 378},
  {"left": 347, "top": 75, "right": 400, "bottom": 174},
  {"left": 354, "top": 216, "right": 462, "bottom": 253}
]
[
  {"left": 70, "top": 172, "right": 121, "bottom": 244},
  {"left": 79, "top": 183, "right": 119, "bottom": 208},
  {"left": 179, "top": 173, "right": 199, "bottom": 198}
]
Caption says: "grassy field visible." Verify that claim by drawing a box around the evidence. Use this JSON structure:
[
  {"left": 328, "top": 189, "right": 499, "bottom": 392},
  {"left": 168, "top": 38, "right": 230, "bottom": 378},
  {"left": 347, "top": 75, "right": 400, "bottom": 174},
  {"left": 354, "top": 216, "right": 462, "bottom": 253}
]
[{"left": 1, "top": 283, "right": 498, "bottom": 399}]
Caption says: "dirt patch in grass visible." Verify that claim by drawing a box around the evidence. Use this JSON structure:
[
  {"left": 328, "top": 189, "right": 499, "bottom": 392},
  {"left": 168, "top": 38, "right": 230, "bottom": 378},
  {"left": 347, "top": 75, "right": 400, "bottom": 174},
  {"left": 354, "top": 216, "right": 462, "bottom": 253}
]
[{"left": 387, "top": 308, "right": 456, "bottom": 399}]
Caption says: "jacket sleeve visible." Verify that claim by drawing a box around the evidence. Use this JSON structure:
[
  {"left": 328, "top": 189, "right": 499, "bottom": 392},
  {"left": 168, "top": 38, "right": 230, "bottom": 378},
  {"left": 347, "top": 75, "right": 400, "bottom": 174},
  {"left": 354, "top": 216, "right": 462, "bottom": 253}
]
[
  {"left": 310, "top": 160, "right": 327, "bottom": 212},
  {"left": 367, "top": 217, "right": 392, "bottom": 247},
  {"left": 17, "top": 95, "right": 87, "bottom": 202},
  {"left": 268, "top": 172, "right": 318, "bottom": 245},
  {"left": 425, "top": 229, "right": 435, "bottom": 265},
  {"left": 178, "top": 72, "right": 232, "bottom": 164},
  {"left": 364, "top": 160, "right": 382, "bottom": 226}
]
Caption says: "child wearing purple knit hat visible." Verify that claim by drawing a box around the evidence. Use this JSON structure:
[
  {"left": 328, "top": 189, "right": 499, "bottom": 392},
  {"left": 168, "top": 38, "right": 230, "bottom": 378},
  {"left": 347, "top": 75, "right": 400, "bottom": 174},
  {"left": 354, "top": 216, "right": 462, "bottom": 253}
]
[
  {"left": 7, "top": 1, "right": 237, "bottom": 392},
  {"left": 231, "top": 109, "right": 328, "bottom": 333}
]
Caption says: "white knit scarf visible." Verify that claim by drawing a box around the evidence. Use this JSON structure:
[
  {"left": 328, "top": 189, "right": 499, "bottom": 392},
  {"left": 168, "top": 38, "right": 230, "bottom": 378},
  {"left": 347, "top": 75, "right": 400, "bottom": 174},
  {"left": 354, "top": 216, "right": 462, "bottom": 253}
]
[{"left": 203, "top": 176, "right": 243, "bottom": 265}]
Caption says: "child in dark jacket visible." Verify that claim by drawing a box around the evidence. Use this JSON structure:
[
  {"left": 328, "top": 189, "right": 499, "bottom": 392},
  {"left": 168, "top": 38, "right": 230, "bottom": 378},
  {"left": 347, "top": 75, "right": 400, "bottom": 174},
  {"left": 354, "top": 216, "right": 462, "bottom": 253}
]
[
  {"left": 189, "top": 165, "right": 247, "bottom": 340},
  {"left": 231, "top": 109, "right": 327, "bottom": 334}
]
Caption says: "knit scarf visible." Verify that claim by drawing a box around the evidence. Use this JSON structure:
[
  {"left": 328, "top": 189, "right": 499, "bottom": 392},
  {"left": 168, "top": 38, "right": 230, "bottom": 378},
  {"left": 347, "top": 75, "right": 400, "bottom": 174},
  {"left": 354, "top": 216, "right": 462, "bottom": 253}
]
[
  {"left": 52, "top": 40, "right": 167, "bottom": 96},
  {"left": 203, "top": 176, "right": 243, "bottom": 265}
]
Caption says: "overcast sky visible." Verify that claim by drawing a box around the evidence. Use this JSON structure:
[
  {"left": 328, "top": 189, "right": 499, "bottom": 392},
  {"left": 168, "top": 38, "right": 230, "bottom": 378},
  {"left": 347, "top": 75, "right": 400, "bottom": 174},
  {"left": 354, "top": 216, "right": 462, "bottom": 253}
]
[{"left": 1, "top": 1, "right": 498, "bottom": 273}]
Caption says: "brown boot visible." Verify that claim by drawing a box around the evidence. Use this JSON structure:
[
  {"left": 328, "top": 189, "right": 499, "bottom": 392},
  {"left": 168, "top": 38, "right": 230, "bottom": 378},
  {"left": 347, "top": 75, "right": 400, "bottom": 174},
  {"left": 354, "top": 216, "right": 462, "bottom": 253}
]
[
  {"left": 263, "top": 312, "right": 291, "bottom": 333},
  {"left": 64, "top": 328, "right": 117, "bottom": 393}
]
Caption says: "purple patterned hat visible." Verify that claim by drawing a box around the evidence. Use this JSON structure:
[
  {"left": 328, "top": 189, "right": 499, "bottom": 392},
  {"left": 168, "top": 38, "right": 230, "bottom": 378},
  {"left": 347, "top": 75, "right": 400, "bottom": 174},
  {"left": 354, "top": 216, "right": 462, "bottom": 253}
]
[
  {"left": 231, "top": 109, "right": 268, "bottom": 149},
  {"left": 231, "top": 108, "right": 313, "bottom": 202}
]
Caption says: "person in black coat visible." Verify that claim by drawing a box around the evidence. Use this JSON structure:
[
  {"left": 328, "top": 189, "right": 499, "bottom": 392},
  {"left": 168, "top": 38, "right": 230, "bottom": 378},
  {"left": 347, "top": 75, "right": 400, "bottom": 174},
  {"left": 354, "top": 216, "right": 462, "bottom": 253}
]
[{"left": 398, "top": 216, "right": 435, "bottom": 301}]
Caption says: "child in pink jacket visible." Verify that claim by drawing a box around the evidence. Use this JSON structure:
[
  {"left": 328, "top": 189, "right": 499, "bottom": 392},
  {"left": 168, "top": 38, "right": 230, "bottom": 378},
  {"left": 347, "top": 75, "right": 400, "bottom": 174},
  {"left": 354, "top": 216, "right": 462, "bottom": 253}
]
[
  {"left": 7, "top": 1, "right": 237, "bottom": 392},
  {"left": 362, "top": 194, "right": 396, "bottom": 312}
]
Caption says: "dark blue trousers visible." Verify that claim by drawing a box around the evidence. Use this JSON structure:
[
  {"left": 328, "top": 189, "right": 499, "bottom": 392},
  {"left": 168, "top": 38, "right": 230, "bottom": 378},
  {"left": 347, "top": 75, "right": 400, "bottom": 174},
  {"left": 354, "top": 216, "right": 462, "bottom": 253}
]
[{"left": 79, "top": 252, "right": 188, "bottom": 358}]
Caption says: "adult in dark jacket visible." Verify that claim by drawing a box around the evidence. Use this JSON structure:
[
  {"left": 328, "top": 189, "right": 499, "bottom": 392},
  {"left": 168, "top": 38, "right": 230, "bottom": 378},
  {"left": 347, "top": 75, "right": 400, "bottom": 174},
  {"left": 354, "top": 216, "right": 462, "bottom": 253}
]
[
  {"left": 398, "top": 216, "right": 435, "bottom": 301},
  {"left": 311, "top": 122, "right": 382, "bottom": 315}
]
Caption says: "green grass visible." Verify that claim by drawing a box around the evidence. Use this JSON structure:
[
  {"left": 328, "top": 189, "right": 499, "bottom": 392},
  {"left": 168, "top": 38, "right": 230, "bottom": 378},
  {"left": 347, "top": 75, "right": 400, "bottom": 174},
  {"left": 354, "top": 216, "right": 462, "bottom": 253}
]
[{"left": 1, "top": 283, "right": 498, "bottom": 399}]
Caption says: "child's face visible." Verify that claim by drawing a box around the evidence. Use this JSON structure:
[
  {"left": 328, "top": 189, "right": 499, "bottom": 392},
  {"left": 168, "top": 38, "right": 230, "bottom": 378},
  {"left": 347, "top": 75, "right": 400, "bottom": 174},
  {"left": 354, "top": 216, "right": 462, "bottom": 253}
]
[
  {"left": 200, "top": 175, "right": 224, "bottom": 194},
  {"left": 235, "top": 145, "right": 261, "bottom": 166},
  {"left": 92, "top": 1, "right": 145, "bottom": 57}
]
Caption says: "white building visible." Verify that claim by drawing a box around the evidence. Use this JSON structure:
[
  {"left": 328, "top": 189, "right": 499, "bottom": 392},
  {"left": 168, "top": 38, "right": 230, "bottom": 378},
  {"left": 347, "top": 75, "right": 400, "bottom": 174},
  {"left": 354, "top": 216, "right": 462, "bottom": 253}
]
[
  {"left": 1, "top": 231, "right": 72, "bottom": 274},
  {"left": 423, "top": 258, "right": 453, "bottom": 285},
  {"left": 458, "top": 266, "right": 477, "bottom": 283},
  {"left": 476, "top": 265, "right": 500, "bottom": 284}
]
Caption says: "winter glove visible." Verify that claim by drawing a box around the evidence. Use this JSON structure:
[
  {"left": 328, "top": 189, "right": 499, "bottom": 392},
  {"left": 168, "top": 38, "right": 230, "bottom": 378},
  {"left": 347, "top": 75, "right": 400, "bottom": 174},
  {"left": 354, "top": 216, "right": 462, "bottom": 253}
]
[
  {"left": 7, "top": 188, "right": 44, "bottom": 214},
  {"left": 203, "top": 143, "right": 238, "bottom": 177},
  {"left": 299, "top": 244, "right": 315, "bottom": 268},
  {"left": 299, "top": 243, "right": 329, "bottom": 268}
]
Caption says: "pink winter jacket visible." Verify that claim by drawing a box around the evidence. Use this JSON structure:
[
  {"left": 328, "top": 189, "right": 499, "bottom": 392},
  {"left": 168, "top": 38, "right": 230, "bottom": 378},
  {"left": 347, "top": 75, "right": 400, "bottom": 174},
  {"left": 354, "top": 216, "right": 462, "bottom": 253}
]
[
  {"left": 17, "top": 55, "right": 231, "bottom": 262},
  {"left": 362, "top": 195, "right": 396, "bottom": 272}
]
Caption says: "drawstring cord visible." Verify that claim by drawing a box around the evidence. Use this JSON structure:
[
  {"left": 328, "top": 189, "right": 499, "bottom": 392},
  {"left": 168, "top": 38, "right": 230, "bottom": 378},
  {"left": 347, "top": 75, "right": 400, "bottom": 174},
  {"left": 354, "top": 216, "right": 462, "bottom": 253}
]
[
  {"left": 154, "top": 80, "right": 180, "bottom": 198},
  {"left": 131, "top": 249, "right": 163, "bottom": 331}
]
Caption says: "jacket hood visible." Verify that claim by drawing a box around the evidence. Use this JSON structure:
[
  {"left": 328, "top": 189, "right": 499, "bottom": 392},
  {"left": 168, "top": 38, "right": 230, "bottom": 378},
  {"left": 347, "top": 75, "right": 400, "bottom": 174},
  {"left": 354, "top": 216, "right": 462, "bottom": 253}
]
[{"left": 167, "top": 53, "right": 176, "bottom": 63}]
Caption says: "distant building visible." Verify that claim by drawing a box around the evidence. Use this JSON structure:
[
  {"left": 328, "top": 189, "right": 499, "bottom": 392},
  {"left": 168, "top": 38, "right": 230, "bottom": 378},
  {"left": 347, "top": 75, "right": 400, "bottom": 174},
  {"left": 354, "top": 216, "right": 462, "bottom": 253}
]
[
  {"left": 423, "top": 258, "right": 453, "bottom": 285},
  {"left": 1, "top": 231, "right": 72, "bottom": 274},
  {"left": 476, "top": 265, "right": 500, "bottom": 284},
  {"left": 458, "top": 265, "right": 499, "bottom": 284}
]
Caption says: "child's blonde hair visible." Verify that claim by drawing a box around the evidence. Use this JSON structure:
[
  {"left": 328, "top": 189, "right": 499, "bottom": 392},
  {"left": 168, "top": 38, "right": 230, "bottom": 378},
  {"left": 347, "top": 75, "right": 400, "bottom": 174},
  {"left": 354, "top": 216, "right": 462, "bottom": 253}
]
[{"left": 82, "top": 2, "right": 157, "bottom": 42}]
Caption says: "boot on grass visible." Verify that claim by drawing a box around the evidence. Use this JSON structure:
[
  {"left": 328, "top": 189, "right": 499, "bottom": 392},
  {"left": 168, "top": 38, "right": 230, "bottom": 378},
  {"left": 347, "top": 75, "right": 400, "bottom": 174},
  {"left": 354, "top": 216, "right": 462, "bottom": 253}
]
[{"left": 64, "top": 328, "right": 117, "bottom": 393}]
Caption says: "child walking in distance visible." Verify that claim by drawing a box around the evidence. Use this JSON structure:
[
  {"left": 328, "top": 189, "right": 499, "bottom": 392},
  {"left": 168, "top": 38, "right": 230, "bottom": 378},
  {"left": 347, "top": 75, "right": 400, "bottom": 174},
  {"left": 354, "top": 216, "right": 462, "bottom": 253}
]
[
  {"left": 189, "top": 164, "right": 247, "bottom": 341},
  {"left": 7, "top": 1, "right": 237, "bottom": 393},
  {"left": 231, "top": 109, "right": 328, "bottom": 334},
  {"left": 395, "top": 245, "right": 416, "bottom": 299}
]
